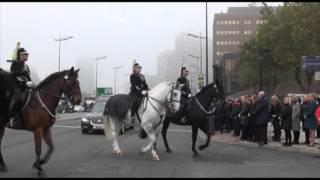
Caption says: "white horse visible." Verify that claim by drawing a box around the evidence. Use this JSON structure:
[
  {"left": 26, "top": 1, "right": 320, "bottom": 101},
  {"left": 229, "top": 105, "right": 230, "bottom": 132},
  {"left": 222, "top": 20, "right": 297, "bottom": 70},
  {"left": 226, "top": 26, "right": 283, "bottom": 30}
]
[{"left": 103, "top": 82, "right": 182, "bottom": 160}]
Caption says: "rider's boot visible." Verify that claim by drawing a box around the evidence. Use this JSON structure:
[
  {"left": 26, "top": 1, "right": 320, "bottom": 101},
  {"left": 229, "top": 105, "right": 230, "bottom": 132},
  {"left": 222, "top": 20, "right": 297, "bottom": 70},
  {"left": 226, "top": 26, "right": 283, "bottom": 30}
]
[{"left": 8, "top": 98, "right": 17, "bottom": 127}]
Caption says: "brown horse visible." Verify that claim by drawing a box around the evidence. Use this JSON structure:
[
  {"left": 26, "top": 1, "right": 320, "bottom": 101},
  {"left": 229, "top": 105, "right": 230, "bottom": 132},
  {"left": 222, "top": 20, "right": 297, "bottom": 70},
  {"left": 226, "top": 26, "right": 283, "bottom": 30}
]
[{"left": 0, "top": 66, "right": 81, "bottom": 176}]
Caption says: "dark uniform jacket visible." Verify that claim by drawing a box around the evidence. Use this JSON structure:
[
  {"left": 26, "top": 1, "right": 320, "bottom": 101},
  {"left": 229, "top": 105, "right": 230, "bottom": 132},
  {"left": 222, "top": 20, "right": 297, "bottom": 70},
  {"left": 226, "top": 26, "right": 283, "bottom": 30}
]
[
  {"left": 176, "top": 77, "right": 191, "bottom": 98},
  {"left": 10, "top": 61, "right": 31, "bottom": 81},
  {"left": 252, "top": 97, "right": 269, "bottom": 125},
  {"left": 281, "top": 103, "right": 293, "bottom": 130},
  {"left": 130, "top": 73, "right": 149, "bottom": 96}
]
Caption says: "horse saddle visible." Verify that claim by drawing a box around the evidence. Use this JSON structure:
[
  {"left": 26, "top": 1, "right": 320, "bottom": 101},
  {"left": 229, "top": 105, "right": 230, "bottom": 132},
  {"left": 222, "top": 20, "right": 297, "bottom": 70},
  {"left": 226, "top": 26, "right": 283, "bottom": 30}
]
[
  {"left": 6, "top": 89, "right": 32, "bottom": 129},
  {"left": 17, "top": 88, "right": 32, "bottom": 110}
]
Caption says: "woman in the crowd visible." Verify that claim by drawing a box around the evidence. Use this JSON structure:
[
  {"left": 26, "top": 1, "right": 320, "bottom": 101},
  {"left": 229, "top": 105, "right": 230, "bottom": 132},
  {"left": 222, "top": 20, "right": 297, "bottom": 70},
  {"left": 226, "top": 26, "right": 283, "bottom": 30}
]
[
  {"left": 239, "top": 95, "right": 250, "bottom": 140},
  {"left": 280, "top": 96, "right": 293, "bottom": 146},
  {"left": 291, "top": 96, "right": 301, "bottom": 144},
  {"left": 270, "top": 95, "right": 282, "bottom": 142},
  {"left": 303, "top": 95, "right": 318, "bottom": 147}
]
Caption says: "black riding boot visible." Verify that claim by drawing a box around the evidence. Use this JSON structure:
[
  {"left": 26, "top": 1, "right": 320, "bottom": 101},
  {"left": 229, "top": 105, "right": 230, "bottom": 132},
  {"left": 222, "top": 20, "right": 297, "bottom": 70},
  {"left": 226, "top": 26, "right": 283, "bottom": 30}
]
[{"left": 8, "top": 98, "right": 17, "bottom": 127}]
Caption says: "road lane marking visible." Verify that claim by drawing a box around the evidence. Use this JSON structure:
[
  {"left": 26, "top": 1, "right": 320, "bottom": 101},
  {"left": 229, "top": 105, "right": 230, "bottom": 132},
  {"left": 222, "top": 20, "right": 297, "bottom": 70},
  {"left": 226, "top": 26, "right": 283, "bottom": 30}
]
[
  {"left": 168, "top": 129, "right": 192, "bottom": 133},
  {"left": 53, "top": 125, "right": 192, "bottom": 133},
  {"left": 54, "top": 125, "right": 81, "bottom": 129}
]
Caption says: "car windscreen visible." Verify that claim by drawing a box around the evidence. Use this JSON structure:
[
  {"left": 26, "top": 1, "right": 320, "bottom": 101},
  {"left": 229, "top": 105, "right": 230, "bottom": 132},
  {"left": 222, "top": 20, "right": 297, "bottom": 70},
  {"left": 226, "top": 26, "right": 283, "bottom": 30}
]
[{"left": 90, "top": 101, "right": 107, "bottom": 113}]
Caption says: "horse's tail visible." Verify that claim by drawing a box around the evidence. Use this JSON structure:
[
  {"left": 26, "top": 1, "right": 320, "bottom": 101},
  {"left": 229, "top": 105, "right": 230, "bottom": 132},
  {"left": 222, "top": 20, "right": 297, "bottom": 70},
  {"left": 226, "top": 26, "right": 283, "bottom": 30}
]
[{"left": 104, "top": 115, "right": 115, "bottom": 141}]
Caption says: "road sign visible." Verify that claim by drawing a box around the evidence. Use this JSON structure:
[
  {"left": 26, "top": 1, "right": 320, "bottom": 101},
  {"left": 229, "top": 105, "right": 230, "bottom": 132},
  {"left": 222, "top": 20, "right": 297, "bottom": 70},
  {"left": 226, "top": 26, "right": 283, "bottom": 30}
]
[
  {"left": 315, "top": 72, "right": 320, "bottom": 81},
  {"left": 198, "top": 74, "right": 204, "bottom": 89},
  {"left": 96, "top": 87, "right": 113, "bottom": 97},
  {"left": 301, "top": 56, "right": 320, "bottom": 71}
]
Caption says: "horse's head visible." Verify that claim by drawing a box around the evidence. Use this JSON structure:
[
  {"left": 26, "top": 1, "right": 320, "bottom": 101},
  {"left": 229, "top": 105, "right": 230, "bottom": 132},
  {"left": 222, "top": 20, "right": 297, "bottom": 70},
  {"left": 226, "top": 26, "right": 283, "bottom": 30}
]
[
  {"left": 197, "top": 79, "right": 224, "bottom": 102},
  {"left": 167, "top": 83, "right": 182, "bottom": 113},
  {"left": 62, "top": 67, "right": 82, "bottom": 105}
]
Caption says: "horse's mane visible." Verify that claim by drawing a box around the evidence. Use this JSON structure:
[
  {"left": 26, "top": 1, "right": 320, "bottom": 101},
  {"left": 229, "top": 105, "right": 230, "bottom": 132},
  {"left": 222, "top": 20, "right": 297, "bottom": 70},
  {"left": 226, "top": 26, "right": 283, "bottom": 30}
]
[
  {"left": 198, "top": 82, "right": 216, "bottom": 94},
  {"left": 35, "top": 70, "right": 69, "bottom": 90},
  {"left": 149, "top": 82, "right": 171, "bottom": 94}
]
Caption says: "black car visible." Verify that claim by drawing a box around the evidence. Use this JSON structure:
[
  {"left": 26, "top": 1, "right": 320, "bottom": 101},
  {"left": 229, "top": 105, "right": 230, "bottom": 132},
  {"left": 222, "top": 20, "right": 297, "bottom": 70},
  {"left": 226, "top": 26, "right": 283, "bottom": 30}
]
[
  {"left": 80, "top": 96, "right": 133, "bottom": 134},
  {"left": 81, "top": 97, "right": 109, "bottom": 134}
]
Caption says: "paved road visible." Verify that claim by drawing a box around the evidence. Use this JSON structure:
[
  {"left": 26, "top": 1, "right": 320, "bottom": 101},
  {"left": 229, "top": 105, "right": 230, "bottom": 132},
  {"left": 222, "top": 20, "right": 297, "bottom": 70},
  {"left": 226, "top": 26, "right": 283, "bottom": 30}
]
[{"left": 1, "top": 114, "right": 320, "bottom": 177}]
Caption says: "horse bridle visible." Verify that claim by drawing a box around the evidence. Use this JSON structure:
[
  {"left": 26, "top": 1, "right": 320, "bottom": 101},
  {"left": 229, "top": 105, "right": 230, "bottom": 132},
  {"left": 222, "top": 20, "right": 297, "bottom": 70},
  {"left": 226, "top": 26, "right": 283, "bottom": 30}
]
[
  {"left": 39, "top": 75, "right": 73, "bottom": 101},
  {"left": 36, "top": 74, "right": 74, "bottom": 119},
  {"left": 146, "top": 84, "right": 181, "bottom": 113}
]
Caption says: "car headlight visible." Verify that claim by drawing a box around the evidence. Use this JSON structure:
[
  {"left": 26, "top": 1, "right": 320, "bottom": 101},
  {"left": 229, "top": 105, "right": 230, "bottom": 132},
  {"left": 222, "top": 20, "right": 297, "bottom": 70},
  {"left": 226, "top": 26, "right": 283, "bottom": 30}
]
[{"left": 81, "top": 118, "right": 89, "bottom": 123}]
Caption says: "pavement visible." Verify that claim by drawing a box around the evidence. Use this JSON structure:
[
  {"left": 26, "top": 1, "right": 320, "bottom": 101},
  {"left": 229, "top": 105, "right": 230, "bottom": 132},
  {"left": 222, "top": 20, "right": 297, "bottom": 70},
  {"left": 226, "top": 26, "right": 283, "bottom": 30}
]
[
  {"left": 209, "top": 122, "right": 320, "bottom": 155},
  {"left": 1, "top": 114, "right": 320, "bottom": 178}
]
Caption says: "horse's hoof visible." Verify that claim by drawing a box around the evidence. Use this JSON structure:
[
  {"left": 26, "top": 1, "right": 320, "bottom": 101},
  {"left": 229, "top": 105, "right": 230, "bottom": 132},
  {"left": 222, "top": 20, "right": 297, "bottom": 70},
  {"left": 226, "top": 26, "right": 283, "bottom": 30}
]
[
  {"left": 193, "top": 152, "right": 200, "bottom": 158},
  {"left": 153, "top": 156, "right": 160, "bottom": 161},
  {"left": 0, "top": 165, "right": 8, "bottom": 172},
  {"left": 32, "top": 162, "right": 37, "bottom": 169},
  {"left": 37, "top": 170, "right": 47, "bottom": 177},
  {"left": 116, "top": 152, "right": 122, "bottom": 157},
  {"left": 199, "top": 145, "right": 207, "bottom": 150},
  {"left": 139, "top": 150, "right": 145, "bottom": 155},
  {"left": 166, "top": 149, "right": 172, "bottom": 153}
]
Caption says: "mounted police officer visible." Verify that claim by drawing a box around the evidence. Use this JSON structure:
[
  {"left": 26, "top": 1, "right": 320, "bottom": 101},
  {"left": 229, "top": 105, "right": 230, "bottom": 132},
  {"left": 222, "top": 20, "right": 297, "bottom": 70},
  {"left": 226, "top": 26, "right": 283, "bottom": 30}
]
[
  {"left": 129, "top": 61, "right": 149, "bottom": 121},
  {"left": 8, "top": 42, "right": 34, "bottom": 125},
  {"left": 176, "top": 66, "right": 192, "bottom": 122}
]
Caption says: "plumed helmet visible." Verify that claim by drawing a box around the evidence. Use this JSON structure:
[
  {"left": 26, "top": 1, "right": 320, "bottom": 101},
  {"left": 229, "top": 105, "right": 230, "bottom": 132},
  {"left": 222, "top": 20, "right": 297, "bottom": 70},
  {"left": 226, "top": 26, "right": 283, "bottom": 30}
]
[{"left": 11, "top": 42, "right": 21, "bottom": 61}]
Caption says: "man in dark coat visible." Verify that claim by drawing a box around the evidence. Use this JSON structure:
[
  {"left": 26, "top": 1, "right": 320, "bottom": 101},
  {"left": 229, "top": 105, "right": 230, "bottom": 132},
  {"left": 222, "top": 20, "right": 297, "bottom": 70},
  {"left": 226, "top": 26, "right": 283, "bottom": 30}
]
[
  {"left": 129, "top": 62, "right": 149, "bottom": 120},
  {"left": 176, "top": 67, "right": 192, "bottom": 110},
  {"left": 232, "top": 98, "right": 242, "bottom": 137},
  {"left": 176, "top": 67, "right": 192, "bottom": 123},
  {"left": 8, "top": 44, "right": 33, "bottom": 124},
  {"left": 252, "top": 91, "right": 269, "bottom": 146}
]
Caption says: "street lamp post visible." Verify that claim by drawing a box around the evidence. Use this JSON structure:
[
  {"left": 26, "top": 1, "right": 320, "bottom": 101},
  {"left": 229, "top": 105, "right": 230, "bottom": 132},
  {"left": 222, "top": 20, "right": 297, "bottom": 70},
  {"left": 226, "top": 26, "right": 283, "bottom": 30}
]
[
  {"left": 113, "top": 65, "right": 123, "bottom": 95},
  {"left": 54, "top": 35, "right": 73, "bottom": 72},
  {"left": 188, "top": 54, "right": 201, "bottom": 75},
  {"left": 186, "top": 33, "right": 206, "bottom": 75},
  {"left": 93, "top": 56, "right": 108, "bottom": 96},
  {"left": 205, "top": 1, "right": 208, "bottom": 85},
  {"left": 257, "top": 48, "right": 271, "bottom": 91}
]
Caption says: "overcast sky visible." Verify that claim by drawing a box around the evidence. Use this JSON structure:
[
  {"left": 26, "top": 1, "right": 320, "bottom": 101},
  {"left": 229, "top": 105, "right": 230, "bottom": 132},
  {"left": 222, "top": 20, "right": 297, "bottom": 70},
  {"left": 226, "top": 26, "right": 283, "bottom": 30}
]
[{"left": 0, "top": 2, "right": 282, "bottom": 88}]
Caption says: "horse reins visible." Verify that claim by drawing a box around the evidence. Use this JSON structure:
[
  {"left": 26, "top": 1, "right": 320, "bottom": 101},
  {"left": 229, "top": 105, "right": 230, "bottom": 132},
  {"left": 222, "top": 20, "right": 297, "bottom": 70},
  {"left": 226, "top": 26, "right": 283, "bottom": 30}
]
[
  {"left": 194, "top": 97, "right": 217, "bottom": 115},
  {"left": 35, "top": 75, "right": 73, "bottom": 120}
]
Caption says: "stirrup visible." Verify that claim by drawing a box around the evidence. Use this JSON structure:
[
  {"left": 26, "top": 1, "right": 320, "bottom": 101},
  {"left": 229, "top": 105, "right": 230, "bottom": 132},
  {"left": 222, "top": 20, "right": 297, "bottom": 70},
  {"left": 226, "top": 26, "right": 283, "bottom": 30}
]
[{"left": 9, "top": 117, "right": 15, "bottom": 128}]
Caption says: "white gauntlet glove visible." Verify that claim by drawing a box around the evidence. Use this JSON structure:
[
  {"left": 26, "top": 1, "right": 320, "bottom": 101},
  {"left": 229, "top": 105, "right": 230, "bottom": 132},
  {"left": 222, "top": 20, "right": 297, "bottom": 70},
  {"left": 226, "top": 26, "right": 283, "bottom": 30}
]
[
  {"left": 188, "top": 94, "right": 192, "bottom": 98},
  {"left": 26, "top": 81, "right": 34, "bottom": 88},
  {"left": 141, "top": 90, "right": 147, "bottom": 96}
]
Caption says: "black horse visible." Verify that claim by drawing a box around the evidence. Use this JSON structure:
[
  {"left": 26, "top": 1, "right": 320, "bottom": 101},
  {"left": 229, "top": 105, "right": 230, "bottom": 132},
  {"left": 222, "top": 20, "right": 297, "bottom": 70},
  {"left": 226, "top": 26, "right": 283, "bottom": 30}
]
[{"left": 161, "top": 80, "right": 224, "bottom": 157}]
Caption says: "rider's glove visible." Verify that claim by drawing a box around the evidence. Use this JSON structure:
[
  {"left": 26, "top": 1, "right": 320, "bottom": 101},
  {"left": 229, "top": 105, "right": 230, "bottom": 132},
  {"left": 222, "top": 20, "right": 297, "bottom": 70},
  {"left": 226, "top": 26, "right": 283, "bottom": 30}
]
[
  {"left": 26, "top": 81, "right": 34, "bottom": 88},
  {"left": 141, "top": 90, "right": 147, "bottom": 96},
  {"left": 188, "top": 94, "right": 192, "bottom": 98}
]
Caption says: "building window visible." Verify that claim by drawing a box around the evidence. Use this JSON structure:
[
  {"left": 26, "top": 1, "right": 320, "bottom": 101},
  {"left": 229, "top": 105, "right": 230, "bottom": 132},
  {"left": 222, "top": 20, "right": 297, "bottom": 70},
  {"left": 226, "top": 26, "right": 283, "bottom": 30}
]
[
  {"left": 244, "top": 30, "right": 252, "bottom": 35},
  {"left": 216, "top": 31, "right": 220, "bottom": 35},
  {"left": 221, "top": 31, "right": 224, "bottom": 35},
  {"left": 244, "top": 20, "right": 252, "bottom": 25},
  {"left": 217, "top": 41, "right": 220, "bottom": 45}
]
